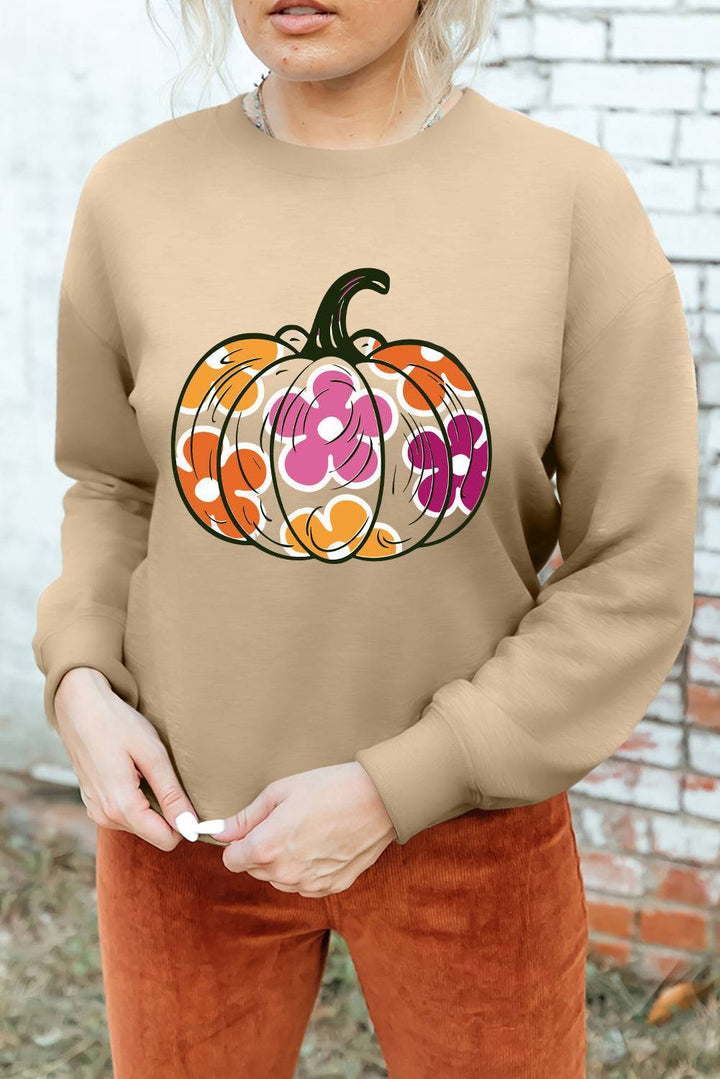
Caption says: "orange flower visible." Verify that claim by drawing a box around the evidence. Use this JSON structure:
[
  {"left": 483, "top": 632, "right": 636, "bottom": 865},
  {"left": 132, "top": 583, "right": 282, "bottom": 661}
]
[
  {"left": 179, "top": 338, "right": 286, "bottom": 418},
  {"left": 282, "top": 496, "right": 401, "bottom": 561},
  {"left": 370, "top": 342, "right": 472, "bottom": 413},
  {"left": 175, "top": 427, "right": 267, "bottom": 541}
]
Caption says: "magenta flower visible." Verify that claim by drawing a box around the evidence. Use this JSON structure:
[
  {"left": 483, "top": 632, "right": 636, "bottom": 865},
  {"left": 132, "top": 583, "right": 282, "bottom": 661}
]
[{"left": 406, "top": 412, "right": 488, "bottom": 517}]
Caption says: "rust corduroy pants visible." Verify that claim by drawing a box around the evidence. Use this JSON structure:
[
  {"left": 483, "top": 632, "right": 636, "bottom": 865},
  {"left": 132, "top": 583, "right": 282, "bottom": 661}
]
[{"left": 95, "top": 790, "right": 588, "bottom": 1077}]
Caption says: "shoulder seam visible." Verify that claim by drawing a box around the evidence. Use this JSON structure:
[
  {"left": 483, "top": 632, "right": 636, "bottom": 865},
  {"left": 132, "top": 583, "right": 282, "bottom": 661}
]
[
  {"left": 561, "top": 269, "right": 677, "bottom": 379},
  {"left": 60, "top": 280, "right": 129, "bottom": 361},
  {"left": 563, "top": 269, "right": 675, "bottom": 378}
]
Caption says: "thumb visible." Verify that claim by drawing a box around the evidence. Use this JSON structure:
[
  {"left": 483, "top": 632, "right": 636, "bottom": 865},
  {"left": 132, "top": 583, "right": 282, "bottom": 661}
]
[
  {"left": 206, "top": 784, "right": 282, "bottom": 844},
  {"left": 134, "top": 741, "right": 199, "bottom": 841}
]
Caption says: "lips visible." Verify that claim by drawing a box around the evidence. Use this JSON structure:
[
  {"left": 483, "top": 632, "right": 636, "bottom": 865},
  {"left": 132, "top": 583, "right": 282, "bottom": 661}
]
[
  {"left": 269, "top": 1, "right": 333, "bottom": 13},
  {"left": 268, "top": 4, "right": 336, "bottom": 35}
]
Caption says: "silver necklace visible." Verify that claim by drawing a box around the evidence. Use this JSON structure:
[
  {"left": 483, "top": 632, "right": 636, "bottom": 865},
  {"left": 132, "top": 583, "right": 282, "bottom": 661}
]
[{"left": 244, "top": 73, "right": 454, "bottom": 140}]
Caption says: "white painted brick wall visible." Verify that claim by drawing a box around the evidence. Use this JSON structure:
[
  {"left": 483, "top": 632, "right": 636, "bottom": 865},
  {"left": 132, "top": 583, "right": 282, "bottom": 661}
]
[
  {"left": 693, "top": 597, "right": 720, "bottom": 640},
  {"left": 2, "top": 1, "right": 263, "bottom": 773},
  {"left": 551, "top": 63, "right": 701, "bottom": 109},
  {"left": 624, "top": 164, "right": 698, "bottom": 211},
  {"left": 688, "top": 728, "right": 720, "bottom": 774},
  {"left": 651, "top": 814, "right": 720, "bottom": 865},
  {"left": 4, "top": 0, "right": 720, "bottom": 887},
  {"left": 646, "top": 680, "right": 685, "bottom": 723},
  {"left": 679, "top": 116, "right": 720, "bottom": 161},
  {"left": 535, "top": 14, "right": 607, "bottom": 60},
  {"left": 708, "top": 267, "right": 720, "bottom": 307},
  {"left": 690, "top": 638, "right": 720, "bottom": 683},
  {"left": 707, "top": 68, "right": 720, "bottom": 110},
  {"left": 612, "top": 15, "right": 720, "bottom": 62},
  {"left": 615, "top": 720, "right": 685, "bottom": 769},
  {"left": 466, "top": 0, "right": 720, "bottom": 921},
  {"left": 603, "top": 111, "right": 677, "bottom": 160}
]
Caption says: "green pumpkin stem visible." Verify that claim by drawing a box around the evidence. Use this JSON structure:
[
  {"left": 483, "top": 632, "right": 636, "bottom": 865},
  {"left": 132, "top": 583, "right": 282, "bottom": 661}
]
[{"left": 306, "top": 268, "right": 389, "bottom": 361}]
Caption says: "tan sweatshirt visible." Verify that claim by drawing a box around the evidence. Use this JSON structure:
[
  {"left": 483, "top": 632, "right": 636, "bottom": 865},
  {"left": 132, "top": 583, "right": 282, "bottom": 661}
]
[{"left": 32, "top": 87, "right": 699, "bottom": 845}]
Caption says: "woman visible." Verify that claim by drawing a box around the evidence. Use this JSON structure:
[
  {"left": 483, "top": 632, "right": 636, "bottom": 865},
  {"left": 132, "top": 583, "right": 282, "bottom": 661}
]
[{"left": 32, "top": 0, "right": 698, "bottom": 1075}]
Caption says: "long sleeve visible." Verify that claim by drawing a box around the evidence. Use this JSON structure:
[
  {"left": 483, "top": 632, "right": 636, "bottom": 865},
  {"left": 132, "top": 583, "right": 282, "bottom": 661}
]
[
  {"left": 356, "top": 174, "right": 699, "bottom": 844},
  {"left": 32, "top": 167, "right": 158, "bottom": 730}
]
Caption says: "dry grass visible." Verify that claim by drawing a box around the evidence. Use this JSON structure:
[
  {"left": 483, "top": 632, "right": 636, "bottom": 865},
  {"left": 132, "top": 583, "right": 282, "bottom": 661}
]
[
  {"left": 585, "top": 959, "right": 720, "bottom": 1078},
  {"left": 1, "top": 822, "right": 718, "bottom": 1079}
]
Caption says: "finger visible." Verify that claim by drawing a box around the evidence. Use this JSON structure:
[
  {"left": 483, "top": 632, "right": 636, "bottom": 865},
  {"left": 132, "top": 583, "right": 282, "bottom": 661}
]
[
  {"left": 222, "top": 822, "right": 281, "bottom": 874},
  {"left": 265, "top": 880, "right": 297, "bottom": 893},
  {"left": 87, "top": 785, "right": 178, "bottom": 850},
  {"left": 85, "top": 807, "right": 124, "bottom": 831},
  {"left": 265, "top": 879, "right": 330, "bottom": 899},
  {"left": 100, "top": 763, "right": 182, "bottom": 852},
  {"left": 133, "top": 739, "right": 199, "bottom": 842},
  {"left": 124, "top": 802, "right": 183, "bottom": 852},
  {"left": 210, "top": 785, "right": 283, "bottom": 844}
]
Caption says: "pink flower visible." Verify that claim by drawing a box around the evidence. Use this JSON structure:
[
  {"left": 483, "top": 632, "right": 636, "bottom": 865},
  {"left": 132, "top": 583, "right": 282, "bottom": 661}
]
[{"left": 268, "top": 365, "right": 395, "bottom": 491}]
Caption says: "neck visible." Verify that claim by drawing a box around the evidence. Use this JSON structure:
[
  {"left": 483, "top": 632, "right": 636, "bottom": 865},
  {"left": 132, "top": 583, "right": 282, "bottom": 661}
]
[{"left": 256, "top": 41, "right": 458, "bottom": 149}]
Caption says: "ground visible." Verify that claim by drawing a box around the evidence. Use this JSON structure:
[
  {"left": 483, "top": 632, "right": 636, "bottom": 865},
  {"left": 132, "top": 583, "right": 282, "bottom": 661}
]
[{"left": 1, "top": 779, "right": 719, "bottom": 1078}]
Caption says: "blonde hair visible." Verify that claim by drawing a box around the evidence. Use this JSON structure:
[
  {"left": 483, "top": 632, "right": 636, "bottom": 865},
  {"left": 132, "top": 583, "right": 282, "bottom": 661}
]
[{"left": 148, "top": 0, "right": 496, "bottom": 114}]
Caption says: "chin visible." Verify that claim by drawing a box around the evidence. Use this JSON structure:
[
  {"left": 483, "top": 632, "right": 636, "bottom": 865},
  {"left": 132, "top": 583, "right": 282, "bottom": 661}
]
[{"left": 257, "top": 41, "right": 369, "bottom": 82}]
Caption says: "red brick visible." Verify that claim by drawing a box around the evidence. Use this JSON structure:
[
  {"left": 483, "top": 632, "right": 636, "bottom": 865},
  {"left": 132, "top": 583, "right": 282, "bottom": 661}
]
[
  {"left": 610, "top": 810, "right": 650, "bottom": 854},
  {"left": 639, "top": 907, "right": 708, "bottom": 951},
  {"left": 654, "top": 865, "right": 713, "bottom": 907},
  {"left": 580, "top": 851, "right": 644, "bottom": 896},
  {"left": 588, "top": 937, "right": 631, "bottom": 964},
  {"left": 587, "top": 899, "right": 636, "bottom": 937},
  {"left": 687, "top": 684, "right": 720, "bottom": 730},
  {"left": 693, "top": 596, "right": 720, "bottom": 643},
  {"left": 685, "top": 773, "right": 719, "bottom": 793}
]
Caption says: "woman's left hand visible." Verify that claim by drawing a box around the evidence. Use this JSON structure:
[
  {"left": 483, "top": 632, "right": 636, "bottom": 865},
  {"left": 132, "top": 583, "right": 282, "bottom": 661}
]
[{"left": 211, "top": 763, "right": 397, "bottom": 896}]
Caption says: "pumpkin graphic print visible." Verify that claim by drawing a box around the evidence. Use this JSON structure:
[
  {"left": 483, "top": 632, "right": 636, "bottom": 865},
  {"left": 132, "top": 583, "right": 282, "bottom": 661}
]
[{"left": 171, "top": 269, "right": 491, "bottom": 562}]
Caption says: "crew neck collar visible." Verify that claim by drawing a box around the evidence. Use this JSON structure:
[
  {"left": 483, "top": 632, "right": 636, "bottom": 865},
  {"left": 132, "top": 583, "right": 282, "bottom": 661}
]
[{"left": 213, "top": 84, "right": 483, "bottom": 178}]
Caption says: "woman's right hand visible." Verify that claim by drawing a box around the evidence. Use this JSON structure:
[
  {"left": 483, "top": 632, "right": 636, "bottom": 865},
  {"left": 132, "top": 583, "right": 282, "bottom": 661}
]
[{"left": 54, "top": 666, "right": 199, "bottom": 851}]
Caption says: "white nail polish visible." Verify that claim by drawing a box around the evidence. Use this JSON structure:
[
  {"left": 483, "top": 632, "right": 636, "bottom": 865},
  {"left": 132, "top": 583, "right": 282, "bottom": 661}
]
[
  {"left": 175, "top": 811, "right": 199, "bottom": 842},
  {"left": 196, "top": 818, "right": 225, "bottom": 835}
]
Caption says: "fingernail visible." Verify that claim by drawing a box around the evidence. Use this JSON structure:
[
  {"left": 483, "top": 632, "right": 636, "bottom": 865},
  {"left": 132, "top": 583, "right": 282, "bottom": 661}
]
[
  {"left": 174, "top": 811, "right": 199, "bottom": 842},
  {"left": 196, "top": 818, "right": 226, "bottom": 835}
]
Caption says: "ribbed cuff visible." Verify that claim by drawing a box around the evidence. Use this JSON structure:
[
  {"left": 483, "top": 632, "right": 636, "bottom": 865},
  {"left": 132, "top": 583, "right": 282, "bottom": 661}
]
[
  {"left": 38, "top": 616, "right": 140, "bottom": 729},
  {"left": 355, "top": 706, "right": 477, "bottom": 845}
]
